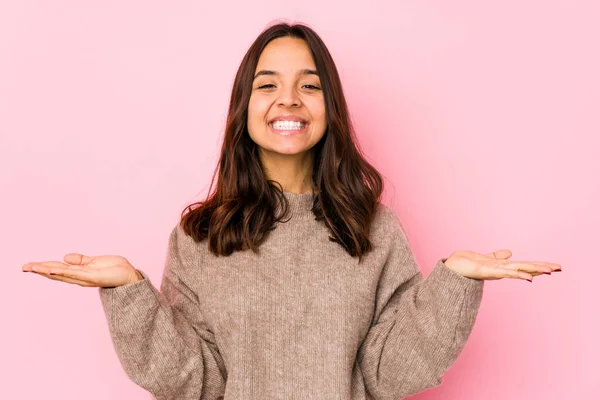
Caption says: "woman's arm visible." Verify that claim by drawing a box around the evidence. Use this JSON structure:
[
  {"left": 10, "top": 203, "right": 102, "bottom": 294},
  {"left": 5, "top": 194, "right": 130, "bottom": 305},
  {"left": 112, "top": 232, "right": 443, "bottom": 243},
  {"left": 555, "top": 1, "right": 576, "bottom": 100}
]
[
  {"left": 99, "top": 225, "right": 226, "bottom": 400},
  {"left": 357, "top": 209, "right": 483, "bottom": 400}
]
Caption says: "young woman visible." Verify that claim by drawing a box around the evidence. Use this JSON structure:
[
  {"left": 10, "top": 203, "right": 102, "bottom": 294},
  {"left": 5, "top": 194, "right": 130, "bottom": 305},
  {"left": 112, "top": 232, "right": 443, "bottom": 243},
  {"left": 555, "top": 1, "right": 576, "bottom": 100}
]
[{"left": 22, "top": 22, "right": 561, "bottom": 400}]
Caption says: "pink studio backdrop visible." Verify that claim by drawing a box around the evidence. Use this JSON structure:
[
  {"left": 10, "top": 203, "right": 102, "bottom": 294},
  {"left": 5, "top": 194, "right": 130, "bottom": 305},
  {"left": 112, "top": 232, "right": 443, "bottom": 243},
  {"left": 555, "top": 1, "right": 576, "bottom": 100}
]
[{"left": 1, "top": 1, "right": 597, "bottom": 399}]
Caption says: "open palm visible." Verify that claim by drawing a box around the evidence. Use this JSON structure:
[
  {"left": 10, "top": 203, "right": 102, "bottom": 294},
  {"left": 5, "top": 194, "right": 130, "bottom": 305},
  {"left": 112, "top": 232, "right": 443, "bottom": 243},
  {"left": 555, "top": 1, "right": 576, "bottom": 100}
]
[
  {"left": 22, "top": 253, "right": 141, "bottom": 287},
  {"left": 444, "top": 249, "right": 562, "bottom": 281}
]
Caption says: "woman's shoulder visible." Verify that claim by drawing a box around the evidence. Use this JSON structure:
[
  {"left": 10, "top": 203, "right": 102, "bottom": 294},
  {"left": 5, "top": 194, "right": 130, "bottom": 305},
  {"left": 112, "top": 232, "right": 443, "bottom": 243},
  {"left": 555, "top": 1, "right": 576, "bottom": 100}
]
[
  {"left": 373, "top": 202, "right": 401, "bottom": 229},
  {"left": 167, "top": 222, "right": 208, "bottom": 260},
  {"left": 372, "top": 201, "right": 410, "bottom": 242}
]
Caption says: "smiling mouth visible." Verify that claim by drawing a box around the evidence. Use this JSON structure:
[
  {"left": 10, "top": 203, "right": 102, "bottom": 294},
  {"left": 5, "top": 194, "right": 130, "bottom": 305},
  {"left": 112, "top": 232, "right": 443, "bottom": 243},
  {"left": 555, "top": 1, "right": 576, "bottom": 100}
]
[
  {"left": 268, "top": 120, "right": 309, "bottom": 136},
  {"left": 269, "top": 120, "right": 307, "bottom": 130}
]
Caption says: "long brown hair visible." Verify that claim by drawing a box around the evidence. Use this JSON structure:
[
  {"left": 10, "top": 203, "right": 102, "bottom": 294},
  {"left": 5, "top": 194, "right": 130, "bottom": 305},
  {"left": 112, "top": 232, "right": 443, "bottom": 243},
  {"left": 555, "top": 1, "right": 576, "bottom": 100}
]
[{"left": 180, "top": 22, "right": 383, "bottom": 262}]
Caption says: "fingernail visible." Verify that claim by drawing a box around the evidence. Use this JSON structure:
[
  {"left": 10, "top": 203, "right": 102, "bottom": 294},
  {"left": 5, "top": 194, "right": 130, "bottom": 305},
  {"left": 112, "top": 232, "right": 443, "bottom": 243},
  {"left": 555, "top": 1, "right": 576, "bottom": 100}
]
[
  {"left": 527, "top": 279, "right": 533, "bottom": 282},
  {"left": 543, "top": 272, "right": 551, "bottom": 275},
  {"left": 555, "top": 269, "right": 562, "bottom": 272}
]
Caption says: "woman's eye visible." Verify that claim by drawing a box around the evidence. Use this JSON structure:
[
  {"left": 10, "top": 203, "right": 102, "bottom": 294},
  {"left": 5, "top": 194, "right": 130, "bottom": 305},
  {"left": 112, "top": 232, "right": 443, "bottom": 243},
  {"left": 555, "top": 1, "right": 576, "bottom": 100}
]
[{"left": 256, "top": 84, "right": 321, "bottom": 90}]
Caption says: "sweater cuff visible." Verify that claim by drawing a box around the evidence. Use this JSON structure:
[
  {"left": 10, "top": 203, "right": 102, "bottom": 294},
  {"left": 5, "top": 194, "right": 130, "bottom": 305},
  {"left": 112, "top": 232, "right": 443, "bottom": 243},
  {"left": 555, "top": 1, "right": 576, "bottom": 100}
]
[
  {"left": 98, "top": 269, "right": 158, "bottom": 314},
  {"left": 427, "top": 258, "right": 484, "bottom": 299}
]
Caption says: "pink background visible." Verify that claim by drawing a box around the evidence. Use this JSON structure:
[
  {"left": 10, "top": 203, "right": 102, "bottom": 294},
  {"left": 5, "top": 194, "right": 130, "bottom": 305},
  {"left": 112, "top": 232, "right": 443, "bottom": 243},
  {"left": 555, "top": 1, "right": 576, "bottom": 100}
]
[{"left": 2, "top": 1, "right": 597, "bottom": 399}]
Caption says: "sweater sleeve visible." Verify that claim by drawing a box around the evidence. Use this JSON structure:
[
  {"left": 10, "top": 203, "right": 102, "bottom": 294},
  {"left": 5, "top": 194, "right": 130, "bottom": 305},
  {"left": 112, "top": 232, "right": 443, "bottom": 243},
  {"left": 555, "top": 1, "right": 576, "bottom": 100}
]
[
  {"left": 98, "top": 224, "right": 226, "bottom": 400},
  {"left": 357, "top": 208, "right": 484, "bottom": 400}
]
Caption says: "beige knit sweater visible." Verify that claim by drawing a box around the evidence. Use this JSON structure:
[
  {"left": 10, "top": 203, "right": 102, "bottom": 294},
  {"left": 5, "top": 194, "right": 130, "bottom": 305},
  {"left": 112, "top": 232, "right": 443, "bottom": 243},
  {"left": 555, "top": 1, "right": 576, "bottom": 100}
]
[{"left": 99, "top": 192, "right": 484, "bottom": 400}]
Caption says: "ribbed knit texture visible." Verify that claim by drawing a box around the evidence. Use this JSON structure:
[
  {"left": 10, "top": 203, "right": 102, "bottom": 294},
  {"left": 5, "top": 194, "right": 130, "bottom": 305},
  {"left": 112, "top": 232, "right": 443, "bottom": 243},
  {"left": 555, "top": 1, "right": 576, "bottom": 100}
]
[{"left": 99, "top": 192, "right": 484, "bottom": 400}]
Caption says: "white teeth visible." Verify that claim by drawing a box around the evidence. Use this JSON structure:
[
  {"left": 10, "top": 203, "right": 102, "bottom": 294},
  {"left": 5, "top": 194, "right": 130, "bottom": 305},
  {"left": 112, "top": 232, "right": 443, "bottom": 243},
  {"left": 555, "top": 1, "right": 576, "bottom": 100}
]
[{"left": 271, "top": 120, "right": 306, "bottom": 130}]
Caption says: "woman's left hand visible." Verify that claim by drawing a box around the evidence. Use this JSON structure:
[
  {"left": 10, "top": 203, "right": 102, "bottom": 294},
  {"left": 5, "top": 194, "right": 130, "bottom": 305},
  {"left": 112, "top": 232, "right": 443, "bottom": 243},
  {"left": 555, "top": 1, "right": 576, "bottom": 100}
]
[{"left": 444, "top": 249, "right": 562, "bottom": 282}]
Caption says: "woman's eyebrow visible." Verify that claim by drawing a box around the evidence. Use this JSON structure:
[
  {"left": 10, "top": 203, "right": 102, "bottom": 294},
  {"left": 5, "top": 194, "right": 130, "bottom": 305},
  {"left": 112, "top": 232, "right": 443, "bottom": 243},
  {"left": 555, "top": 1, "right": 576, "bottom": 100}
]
[{"left": 253, "top": 68, "right": 319, "bottom": 80}]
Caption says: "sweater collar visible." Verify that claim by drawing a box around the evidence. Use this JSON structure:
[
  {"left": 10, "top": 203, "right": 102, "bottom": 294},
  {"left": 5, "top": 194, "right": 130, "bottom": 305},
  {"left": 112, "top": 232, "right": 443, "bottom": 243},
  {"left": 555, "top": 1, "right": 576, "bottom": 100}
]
[{"left": 280, "top": 191, "right": 315, "bottom": 219}]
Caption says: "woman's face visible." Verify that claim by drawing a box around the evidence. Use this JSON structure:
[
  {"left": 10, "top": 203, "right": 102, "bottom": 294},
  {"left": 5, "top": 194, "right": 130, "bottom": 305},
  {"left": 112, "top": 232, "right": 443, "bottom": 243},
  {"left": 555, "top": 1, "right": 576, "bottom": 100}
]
[{"left": 247, "top": 36, "right": 327, "bottom": 161}]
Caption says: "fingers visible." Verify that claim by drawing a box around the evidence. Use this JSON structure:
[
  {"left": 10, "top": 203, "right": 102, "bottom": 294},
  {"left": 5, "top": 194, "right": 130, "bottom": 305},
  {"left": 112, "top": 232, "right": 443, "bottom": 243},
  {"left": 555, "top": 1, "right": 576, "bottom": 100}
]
[
  {"left": 483, "top": 251, "right": 563, "bottom": 274},
  {"left": 23, "top": 262, "right": 83, "bottom": 272},
  {"left": 63, "top": 253, "right": 93, "bottom": 265},
  {"left": 486, "top": 258, "right": 561, "bottom": 273},
  {"left": 24, "top": 261, "right": 72, "bottom": 270},
  {"left": 50, "top": 267, "right": 94, "bottom": 282},
  {"left": 480, "top": 259, "right": 562, "bottom": 282},
  {"left": 497, "top": 267, "right": 534, "bottom": 281},
  {"left": 504, "top": 262, "right": 552, "bottom": 274},
  {"left": 479, "top": 264, "right": 534, "bottom": 281},
  {"left": 506, "top": 261, "right": 562, "bottom": 274},
  {"left": 486, "top": 249, "right": 512, "bottom": 259},
  {"left": 23, "top": 263, "right": 96, "bottom": 284},
  {"left": 29, "top": 271, "right": 95, "bottom": 287},
  {"left": 513, "top": 261, "right": 562, "bottom": 272}
]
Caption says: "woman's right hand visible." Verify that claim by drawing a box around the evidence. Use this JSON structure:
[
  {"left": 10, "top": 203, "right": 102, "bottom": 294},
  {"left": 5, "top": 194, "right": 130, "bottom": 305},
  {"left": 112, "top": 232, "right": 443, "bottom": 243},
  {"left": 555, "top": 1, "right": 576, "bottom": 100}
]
[{"left": 22, "top": 254, "right": 143, "bottom": 288}]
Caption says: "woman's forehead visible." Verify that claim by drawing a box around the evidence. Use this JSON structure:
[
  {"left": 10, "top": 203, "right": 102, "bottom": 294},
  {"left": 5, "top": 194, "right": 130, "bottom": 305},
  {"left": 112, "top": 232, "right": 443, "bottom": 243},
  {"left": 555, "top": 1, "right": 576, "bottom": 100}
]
[{"left": 255, "top": 37, "right": 316, "bottom": 72}]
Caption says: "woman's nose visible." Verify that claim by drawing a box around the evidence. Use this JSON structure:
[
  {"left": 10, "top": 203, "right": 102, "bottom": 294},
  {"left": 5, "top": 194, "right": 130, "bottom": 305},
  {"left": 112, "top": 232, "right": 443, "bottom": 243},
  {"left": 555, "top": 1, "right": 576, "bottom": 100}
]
[{"left": 277, "top": 86, "right": 301, "bottom": 107}]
